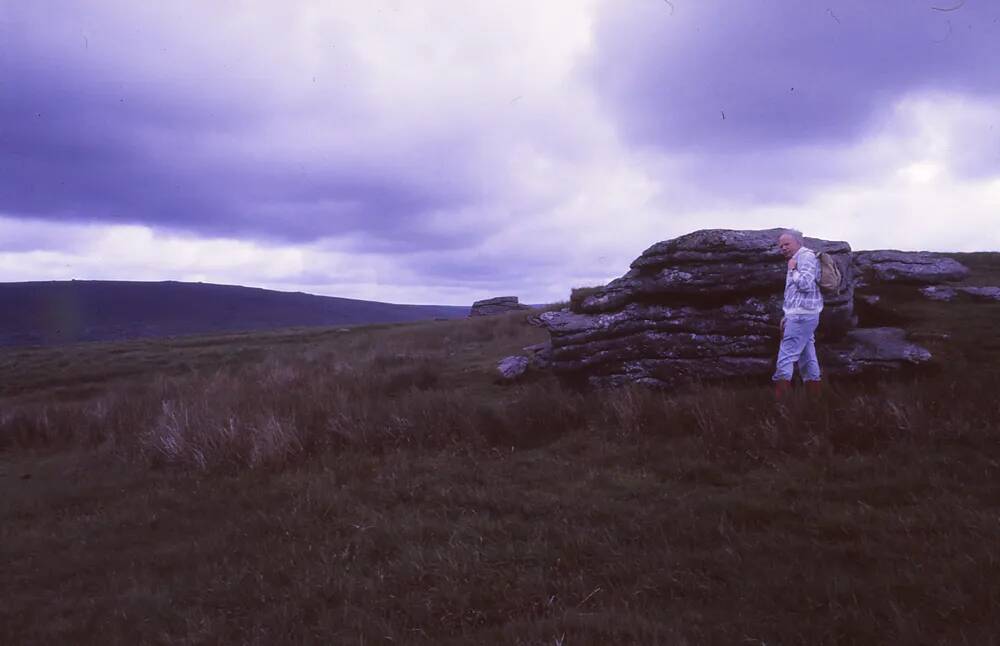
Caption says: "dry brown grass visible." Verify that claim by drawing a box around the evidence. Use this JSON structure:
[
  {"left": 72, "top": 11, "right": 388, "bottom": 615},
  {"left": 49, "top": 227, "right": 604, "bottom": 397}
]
[
  {"left": 6, "top": 339, "right": 995, "bottom": 474},
  {"left": 3, "top": 272, "right": 1000, "bottom": 644}
]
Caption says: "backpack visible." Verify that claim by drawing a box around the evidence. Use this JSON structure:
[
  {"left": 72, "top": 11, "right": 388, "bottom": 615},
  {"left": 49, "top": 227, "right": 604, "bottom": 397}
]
[{"left": 816, "top": 252, "right": 843, "bottom": 294}]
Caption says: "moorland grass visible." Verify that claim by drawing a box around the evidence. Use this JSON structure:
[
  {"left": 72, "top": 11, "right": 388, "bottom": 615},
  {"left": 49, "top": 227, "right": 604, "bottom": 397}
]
[{"left": 2, "top": 262, "right": 1000, "bottom": 644}]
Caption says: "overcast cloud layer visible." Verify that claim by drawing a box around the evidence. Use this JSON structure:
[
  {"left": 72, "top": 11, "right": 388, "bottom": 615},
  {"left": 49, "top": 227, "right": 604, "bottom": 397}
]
[{"left": 2, "top": 1, "right": 999, "bottom": 304}]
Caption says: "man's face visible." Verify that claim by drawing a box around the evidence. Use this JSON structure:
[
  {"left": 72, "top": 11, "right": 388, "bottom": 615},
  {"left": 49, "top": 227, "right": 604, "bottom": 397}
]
[{"left": 778, "top": 234, "right": 800, "bottom": 259}]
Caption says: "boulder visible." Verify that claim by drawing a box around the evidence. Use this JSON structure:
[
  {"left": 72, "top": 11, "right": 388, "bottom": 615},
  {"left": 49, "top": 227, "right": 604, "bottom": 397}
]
[
  {"left": 541, "top": 229, "right": 930, "bottom": 388},
  {"left": 853, "top": 251, "right": 969, "bottom": 286},
  {"left": 470, "top": 296, "right": 530, "bottom": 317},
  {"left": 496, "top": 355, "right": 530, "bottom": 382},
  {"left": 820, "top": 328, "right": 932, "bottom": 376}
]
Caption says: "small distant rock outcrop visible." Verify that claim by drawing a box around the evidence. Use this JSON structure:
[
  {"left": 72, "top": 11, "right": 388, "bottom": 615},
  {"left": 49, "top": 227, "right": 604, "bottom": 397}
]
[
  {"left": 470, "top": 296, "right": 531, "bottom": 317},
  {"left": 540, "top": 229, "right": 933, "bottom": 388},
  {"left": 853, "top": 251, "right": 970, "bottom": 287}
]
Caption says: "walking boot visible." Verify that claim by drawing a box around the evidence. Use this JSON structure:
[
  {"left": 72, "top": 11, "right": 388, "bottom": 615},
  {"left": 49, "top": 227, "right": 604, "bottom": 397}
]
[
  {"left": 774, "top": 379, "right": 792, "bottom": 400},
  {"left": 805, "top": 380, "right": 823, "bottom": 397}
]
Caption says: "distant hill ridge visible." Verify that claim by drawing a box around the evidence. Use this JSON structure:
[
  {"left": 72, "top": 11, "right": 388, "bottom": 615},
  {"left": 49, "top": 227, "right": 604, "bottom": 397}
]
[{"left": 0, "top": 280, "right": 469, "bottom": 347}]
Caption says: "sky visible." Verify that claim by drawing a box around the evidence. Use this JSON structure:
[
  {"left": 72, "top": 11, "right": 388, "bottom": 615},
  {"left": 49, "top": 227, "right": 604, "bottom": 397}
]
[{"left": 2, "top": 0, "right": 999, "bottom": 305}]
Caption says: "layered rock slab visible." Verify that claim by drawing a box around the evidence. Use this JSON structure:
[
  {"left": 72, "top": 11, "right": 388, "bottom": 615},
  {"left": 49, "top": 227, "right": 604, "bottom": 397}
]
[
  {"left": 920, "top": 286, "right": 1000, "bottom": 303},
  {"left": 575, "top": 228, "right": 855, "bottom": 339},
  {"left": 853, "top": 251, "right": 970, "bottom": 286},
  {"left": 469, "top": 296, "right": 530, "bottom": 317},
  {"left": 920, "top": 286, "right": 958, "bottom": 302},
  {"left": 542, "top": 229, "right": 930, "bottom": 388},
  {"left": 959, "top": 286, "right": 1000, "bottom": 302}
]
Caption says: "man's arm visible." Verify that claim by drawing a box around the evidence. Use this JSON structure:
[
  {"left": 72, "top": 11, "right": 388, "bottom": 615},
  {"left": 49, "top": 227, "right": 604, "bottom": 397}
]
[{"left": 790, "top": 252, "right": 819, "bottom": 291}]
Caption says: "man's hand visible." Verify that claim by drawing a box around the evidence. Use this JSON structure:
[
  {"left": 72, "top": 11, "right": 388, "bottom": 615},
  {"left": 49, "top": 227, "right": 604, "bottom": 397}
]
[{"left": 787, "top": 256, "right": 797, "bottom": 271}]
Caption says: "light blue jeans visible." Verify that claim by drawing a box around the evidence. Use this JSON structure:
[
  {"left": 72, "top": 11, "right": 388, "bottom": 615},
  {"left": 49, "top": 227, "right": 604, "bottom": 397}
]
[{"left": 773, "top": 313, "right": 821, "bottom": 382}]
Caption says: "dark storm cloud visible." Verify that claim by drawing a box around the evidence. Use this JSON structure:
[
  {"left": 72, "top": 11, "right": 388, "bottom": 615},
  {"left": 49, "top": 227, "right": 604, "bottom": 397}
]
[
  {"left": 0, "top": 3, "right": 484, "bottom": 248},
  {"left": 592, "top": 1, "right": 1000, "bottom": 158}
]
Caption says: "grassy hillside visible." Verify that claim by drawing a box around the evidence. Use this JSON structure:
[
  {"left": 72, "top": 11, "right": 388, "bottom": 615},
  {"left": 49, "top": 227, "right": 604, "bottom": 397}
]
[
  {"left": 2, "top": 257, "right": 999, "bottom": 644},
  {"left": 0, "top": 280, "right": 469, "bottom": 347}
]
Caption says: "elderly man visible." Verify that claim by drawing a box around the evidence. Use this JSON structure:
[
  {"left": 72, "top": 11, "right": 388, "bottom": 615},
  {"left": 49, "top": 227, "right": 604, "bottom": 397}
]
[{"left": 774, "top": 229, "right": 823, "bottom": 398}]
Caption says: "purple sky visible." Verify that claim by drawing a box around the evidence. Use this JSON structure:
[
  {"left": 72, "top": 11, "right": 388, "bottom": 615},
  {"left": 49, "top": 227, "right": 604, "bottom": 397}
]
[{"left": 2, "top": 1, "right": 999, "bottom": 304}]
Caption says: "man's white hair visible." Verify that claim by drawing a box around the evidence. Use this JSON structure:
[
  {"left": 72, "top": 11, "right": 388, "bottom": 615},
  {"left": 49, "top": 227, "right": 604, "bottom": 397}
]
[{"left": 780, "top": 229, "right": 804, "bottom": 245}]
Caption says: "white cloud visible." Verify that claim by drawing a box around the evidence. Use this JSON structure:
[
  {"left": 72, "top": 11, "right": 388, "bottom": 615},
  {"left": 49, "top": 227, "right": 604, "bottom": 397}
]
[
  {"left": 679, "top": 93, "right": 1000, "bottom": 253},
  {"left": 3, "top": 3, "right": 998, "bottom": 307},
  {"left": 4, "top": 89, "right": 998, "bottom": 305}
]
